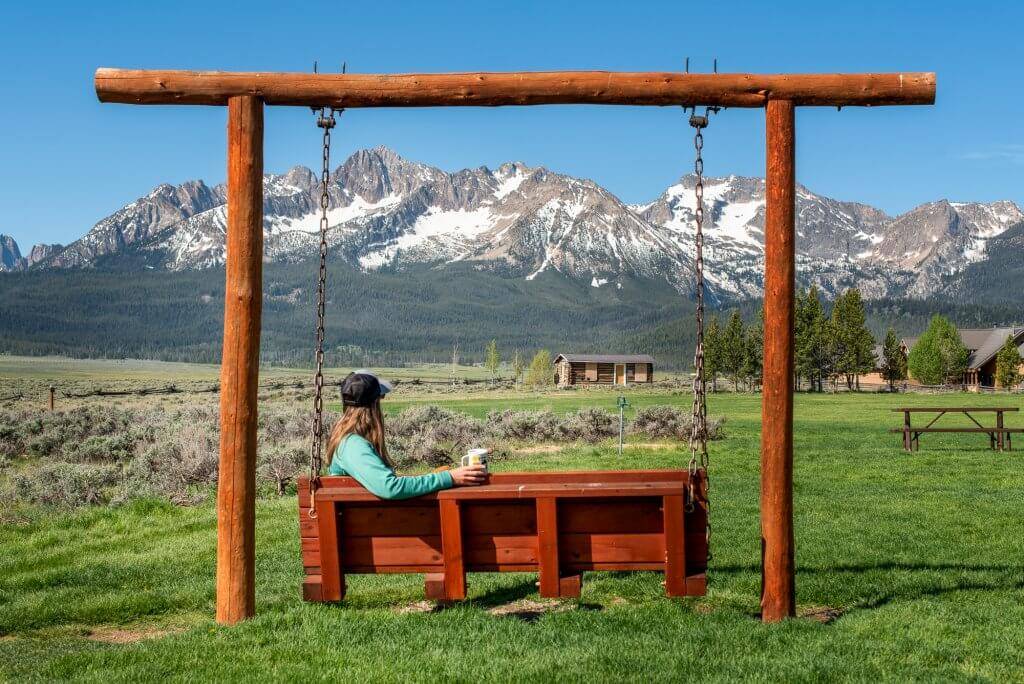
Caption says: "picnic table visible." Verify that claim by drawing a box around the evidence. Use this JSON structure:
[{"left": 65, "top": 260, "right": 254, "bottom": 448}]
[{"left": 891, "top": 407, "right": 1022, "bottom": 452}]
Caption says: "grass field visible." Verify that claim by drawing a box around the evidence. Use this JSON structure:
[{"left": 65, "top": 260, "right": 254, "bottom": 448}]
[
  {"left": 0, "top": 355, "right": 496, "bottom": 385},
  {"left": 2, "top": 384, "right": 1023, "bottom": 681}
]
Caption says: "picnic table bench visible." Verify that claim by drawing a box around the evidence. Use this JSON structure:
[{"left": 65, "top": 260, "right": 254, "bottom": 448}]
[
  {"left": 298, "top": 470, "right": 708, "bottom": 603},
  {"left": 890, "top": 407, "right": 1022, "bottom": 452}
]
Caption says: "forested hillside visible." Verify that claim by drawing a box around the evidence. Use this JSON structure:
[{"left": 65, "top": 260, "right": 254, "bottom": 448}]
[
  {"left": 2, "top": 255, "right": 1020, "bottom": 369},
  {"left": 0, "top": 260, "right": 689, "bottom": 367}
]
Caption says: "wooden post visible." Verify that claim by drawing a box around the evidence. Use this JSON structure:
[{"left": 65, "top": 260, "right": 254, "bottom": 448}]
[
  {"left": 536, "top": 498, "right": 561, "bottom": 597},
  {"left": 315, "top": 498, "right": 344, "bottom": 601},
  {"left": 760, "top": 98, "right": 797, "bottom": 623},
  {"left": 49, "top": 385, "right": 55, "bottom": 411},
  {"left": 439, "top": 499, "right": 467, "bottom": 601},
  {"left": 662, "top": 494, "right": 687, "bottom": 597},
  {"left": 215, "top": 95, "right": 264, "bottom": 625}
]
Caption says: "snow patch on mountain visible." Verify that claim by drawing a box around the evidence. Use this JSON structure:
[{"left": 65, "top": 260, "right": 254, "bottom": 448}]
[{"left": 21, "top": 147, "right": 1023, "bottom": 303}]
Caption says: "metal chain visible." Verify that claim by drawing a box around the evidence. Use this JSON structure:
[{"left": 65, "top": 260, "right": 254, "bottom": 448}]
[
  {"left": 308, "top": 106, "right": 338, "bottom": 518},
  {"left": 687, "top": 107, "right": 715, "bottom": 556}
]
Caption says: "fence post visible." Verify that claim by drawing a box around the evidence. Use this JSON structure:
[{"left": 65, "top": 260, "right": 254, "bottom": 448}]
[{"left": 49, "top": 385, "right": 56, "bottom": 411}]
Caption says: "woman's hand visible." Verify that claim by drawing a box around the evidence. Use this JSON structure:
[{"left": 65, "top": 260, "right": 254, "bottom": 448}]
[{"left": 449, "top": 464, "right": 487, "bottom": 487}]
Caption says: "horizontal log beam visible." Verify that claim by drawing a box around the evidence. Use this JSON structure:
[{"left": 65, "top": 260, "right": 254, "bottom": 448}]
[{"left": 95, "top": 69, "right": 935, "bottom": 108}]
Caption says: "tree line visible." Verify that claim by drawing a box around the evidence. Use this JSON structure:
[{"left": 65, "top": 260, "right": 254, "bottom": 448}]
[
  {"left": 702, "top": 287, "right": 877, "bottom": 391},
  {"left": 700, "top": 287, "right": 1023, "bottom": 391}
]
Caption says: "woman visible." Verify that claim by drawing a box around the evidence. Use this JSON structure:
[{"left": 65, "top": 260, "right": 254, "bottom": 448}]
[{"left": 326, "top": 370, "right": 486, "bottom": 499}]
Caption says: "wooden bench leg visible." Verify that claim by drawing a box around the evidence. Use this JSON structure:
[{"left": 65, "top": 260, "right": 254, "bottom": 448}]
[
  {"left": 439, "top": 500, "right": 467, "bottom": 601},
  {"left": 536, "top": 498, "right": 561, "bottom": 598},
  {"left": 315, "top": 498, "right": 345, "bottom": 602},
  {"left": 559, "top": 573, "right": 582, "bottom": 598},
  {"left": 663, "top": 494, "right": 687, "bottom": 597},
  {"left": 424, "top": 573, "right": 445, "bottom": 600}
]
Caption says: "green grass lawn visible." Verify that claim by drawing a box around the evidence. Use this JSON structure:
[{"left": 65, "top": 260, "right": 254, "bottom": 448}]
[{"left": 2, "top": 391, "right": 1024, "bottom": 681}]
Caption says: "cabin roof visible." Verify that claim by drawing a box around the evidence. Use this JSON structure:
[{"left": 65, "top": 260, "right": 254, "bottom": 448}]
[{"left": 554, "top": 354, "right": 655, "bottom": 365}]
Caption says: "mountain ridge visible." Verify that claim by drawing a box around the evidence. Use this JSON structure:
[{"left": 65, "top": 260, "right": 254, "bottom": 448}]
[{"left": 3, "top": 146, "right": 1021, "bottom": 302}]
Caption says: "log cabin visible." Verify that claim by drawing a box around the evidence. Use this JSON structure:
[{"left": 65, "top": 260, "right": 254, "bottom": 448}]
[{"left": 554, "top": 354, "right": 655, "bottom": 387}]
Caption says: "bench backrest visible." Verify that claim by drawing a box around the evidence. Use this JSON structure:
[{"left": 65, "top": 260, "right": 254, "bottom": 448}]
[{"left": 299, "top": 471, "right": 706, "bottom": 577}]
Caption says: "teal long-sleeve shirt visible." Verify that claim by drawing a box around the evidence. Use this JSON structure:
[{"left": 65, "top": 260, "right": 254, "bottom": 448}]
[{"left": 327, "top": 434, "right": 454, "bottom": 500}]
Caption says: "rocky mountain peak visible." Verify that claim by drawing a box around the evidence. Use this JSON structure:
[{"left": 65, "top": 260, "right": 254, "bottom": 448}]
[
  {"left": 278, "top": 165, "right": 317, "bottom": 190},
  {"left": 28, "top": 243, "right": 62, "bottom": 266},
  {"left": 0, "top": 234, "right": 23, "bottom": 271},
  {"left": 15, "top": 147, "right": 1023, "bottom": 303},
  {"left": 0, "top": 235, "right": 66, "bottom": 272}
]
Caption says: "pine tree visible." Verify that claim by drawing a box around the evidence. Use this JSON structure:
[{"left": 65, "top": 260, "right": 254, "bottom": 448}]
[
  {"left": 795, "top": 286, "right": 827, "bottom": 391},
  {"left": 484, "top": 339, "right": 500, "bottom": 381},
  {"left": 704, "top": 316, "right": 721, "bottom": 393},
  {"left": 721, "top": 310, "right": 746, "bottom": 391},
  {"left": 830, "top": 288, "right": 875, "bottom": 390},
  {"left": 794, "top": 288, "right": 808, "bottom": 390},
  {"left": 880, "top": 327, "right": 907, "bottom": 391},
  {"left": 821, "top": 315, "right": 842, "bottom": 392},
  {"left": 807, "top": 289, "right": 830, "bottom": 392},
  {"left": 741, "top": 309, "right": 764, "bottom": 392},
  {"left": 995, "top": 335, "right": 1022, "bottom": 389},
  {"left": 525, "top": 349, "right": 554, "bottom": 387}
]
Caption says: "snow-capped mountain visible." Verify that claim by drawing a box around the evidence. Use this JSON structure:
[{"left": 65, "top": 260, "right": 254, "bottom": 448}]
[
  {"left": 869, "top": 200, "right": 1024, "bottom": 296},
  {"left": 11, "top": 147, "right": 1023, "bottom": 301}
]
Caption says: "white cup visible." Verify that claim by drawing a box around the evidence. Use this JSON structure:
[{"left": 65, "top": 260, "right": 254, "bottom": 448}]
[{"left": 461, "top": 448, "right": 489, "bottom": 472}]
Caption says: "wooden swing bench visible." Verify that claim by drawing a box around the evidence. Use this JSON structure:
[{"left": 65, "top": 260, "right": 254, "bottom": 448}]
[{"left": 298, "top": 470, "right": 707, "bottom": 602}]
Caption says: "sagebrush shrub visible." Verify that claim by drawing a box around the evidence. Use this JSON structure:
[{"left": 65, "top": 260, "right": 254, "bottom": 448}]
[
  {"left": 387, "top": 405, "right": 483, "bottom": 467},
  {"left": 486, "top": 409, "right": 564, "bottom": 441},
  {"left": 128, "top": 421, "right": 219, "bottom": 504},
  {"left": 61, "top": 433, "right": 138, "bottom": 464},
  {"left": 562, "top": 408, "right": 618, "bottom": 442},
  {"left": 487, "top": 408, "right": 618, "bottom": 443},
  {"left": 629, "top": 405, "right": 725, "bottom": 440},
  {"left": 258, "top": 446, "right": 306, "bottom": 496},
  {"left": 8, "top": 462, "right": 120, "bottom": 507}
]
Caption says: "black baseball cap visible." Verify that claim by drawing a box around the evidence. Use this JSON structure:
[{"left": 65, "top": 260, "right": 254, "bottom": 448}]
[{"left": 340, "top": 370, "right": 393, "bottom": 407}]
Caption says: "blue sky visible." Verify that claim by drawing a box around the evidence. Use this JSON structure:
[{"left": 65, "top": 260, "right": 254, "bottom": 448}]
[{"left": 1, "top": 1, "right": 1021, "bottom": 250}]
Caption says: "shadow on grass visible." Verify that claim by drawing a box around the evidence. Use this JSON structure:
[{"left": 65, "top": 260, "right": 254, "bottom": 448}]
[
  {"left": 714, "top": 560, "right": 1024, "bottom": 620},
  {"left": 469, "top": 579, "right": 538, "bottom": 608}
]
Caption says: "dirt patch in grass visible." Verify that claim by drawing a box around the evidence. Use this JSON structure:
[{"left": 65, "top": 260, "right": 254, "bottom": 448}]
[
  {"left": 799, "top": 605, "right": 844, "bottom": 624},
  {"left": 488, "top": 599, "right": 602, "bottom": 622},
  {"left": 84, "top": 625, "right": 184, "bottom": 644},
  {"left": 394, "top": 600, "right": 443, "bottom": 615},
  {"left": 514, "top": 445, "right": 564, "bottom": 454}
]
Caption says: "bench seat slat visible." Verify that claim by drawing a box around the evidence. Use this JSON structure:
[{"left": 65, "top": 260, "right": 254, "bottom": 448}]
[{"left": 317, "top": 482, "right": 685, "bottom": 502}]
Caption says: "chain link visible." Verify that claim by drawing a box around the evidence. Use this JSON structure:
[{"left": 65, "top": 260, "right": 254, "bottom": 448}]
[
  {"left": 687, "top": 108, "right": 714, "bottom": 557},
  {"left": 308, "top": 106, "right": 338, "bottom": 518}
]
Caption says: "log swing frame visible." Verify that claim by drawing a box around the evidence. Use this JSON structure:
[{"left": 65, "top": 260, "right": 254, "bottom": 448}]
[{"left": 93, "top": 66, "right": 936, "bottom": 626}]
